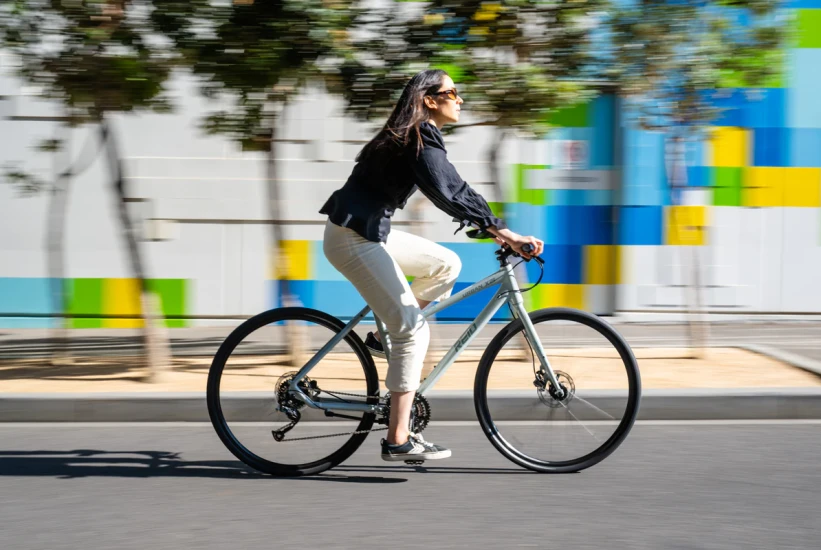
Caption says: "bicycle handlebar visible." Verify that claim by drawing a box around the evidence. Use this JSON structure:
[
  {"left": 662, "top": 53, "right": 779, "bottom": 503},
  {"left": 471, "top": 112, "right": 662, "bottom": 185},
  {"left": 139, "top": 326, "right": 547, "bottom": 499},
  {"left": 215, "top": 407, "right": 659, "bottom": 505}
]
[{"left": 512, "top": 243, "right": 544, "bottom": 265}]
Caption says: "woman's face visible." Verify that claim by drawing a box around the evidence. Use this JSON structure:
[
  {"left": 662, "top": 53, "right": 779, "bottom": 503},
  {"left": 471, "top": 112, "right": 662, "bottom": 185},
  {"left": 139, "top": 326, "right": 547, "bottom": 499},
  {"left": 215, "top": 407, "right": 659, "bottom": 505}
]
[{"left": 424, "top": 75, "right": 463, "bottom": 128}]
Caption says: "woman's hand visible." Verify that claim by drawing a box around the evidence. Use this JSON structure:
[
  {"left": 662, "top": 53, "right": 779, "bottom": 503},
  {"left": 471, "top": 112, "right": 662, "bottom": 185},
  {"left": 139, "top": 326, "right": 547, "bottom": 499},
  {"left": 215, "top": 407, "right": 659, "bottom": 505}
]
[{"left": 488, "top": 227, "right": 544, "bottom": 259}]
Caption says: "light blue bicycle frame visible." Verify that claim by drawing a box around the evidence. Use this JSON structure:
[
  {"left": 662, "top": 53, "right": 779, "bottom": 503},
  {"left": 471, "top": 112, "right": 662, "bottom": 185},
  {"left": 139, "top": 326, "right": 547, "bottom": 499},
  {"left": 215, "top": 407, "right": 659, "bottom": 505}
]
[{"left": 287, "top": 261, "right": 563, "bottom": 414}]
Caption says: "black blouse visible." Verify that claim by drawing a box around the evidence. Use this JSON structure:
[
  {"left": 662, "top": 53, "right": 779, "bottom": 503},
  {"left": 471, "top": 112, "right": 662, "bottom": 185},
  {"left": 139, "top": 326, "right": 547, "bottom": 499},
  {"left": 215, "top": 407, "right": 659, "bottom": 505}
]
[{"left": 320, "top": 121, "right": 507, "bottom": 243}]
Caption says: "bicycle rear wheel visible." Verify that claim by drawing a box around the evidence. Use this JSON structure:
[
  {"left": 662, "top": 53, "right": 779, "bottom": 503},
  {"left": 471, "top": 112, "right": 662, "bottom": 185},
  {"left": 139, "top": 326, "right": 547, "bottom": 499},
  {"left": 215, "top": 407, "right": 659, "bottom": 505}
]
[
  {"left": 207, "top": 307, "right": 380, "bottom": 477},
  {"left": 474, "top": 308, "right": 641, "bottom": 473}
]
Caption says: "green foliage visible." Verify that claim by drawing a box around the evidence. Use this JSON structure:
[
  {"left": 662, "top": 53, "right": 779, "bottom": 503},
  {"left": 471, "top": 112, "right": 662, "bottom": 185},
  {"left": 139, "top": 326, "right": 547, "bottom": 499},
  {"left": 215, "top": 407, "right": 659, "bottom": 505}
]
[
  {"left": 0, "top": 0, "right": 177, "bottom": 121},
  {"left": 158, "top": 0, "right": 355, "bottom": 144},
  {"left": 37, "top": 138, "right": 64, "bottom": 153},
  {"left": 606, "top": 0, "right": 787, "bottom": 132},
  {"left": 2, "top": 163, "right": 47, "bottom": 195},
  {"left": 327, "top": 0, "right": 606, "bottom": 136}
]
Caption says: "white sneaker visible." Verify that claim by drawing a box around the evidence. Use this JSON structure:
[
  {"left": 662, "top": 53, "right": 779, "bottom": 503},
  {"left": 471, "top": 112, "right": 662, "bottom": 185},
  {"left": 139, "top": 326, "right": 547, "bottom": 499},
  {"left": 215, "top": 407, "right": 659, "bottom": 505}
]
[{"left": 380, "top": 433, "right": 451, "bottom": 462}]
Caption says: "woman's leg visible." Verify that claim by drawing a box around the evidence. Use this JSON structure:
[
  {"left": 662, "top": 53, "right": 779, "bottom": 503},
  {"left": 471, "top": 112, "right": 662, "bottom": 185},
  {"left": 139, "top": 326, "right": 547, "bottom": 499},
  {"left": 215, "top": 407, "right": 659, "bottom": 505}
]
[
  {"left": 370, "top": 229, "right": 462, "bottom": 345},
  {"left": 322, "top": 221, "right": 430, "bottom": 446},
  {"left": 387, "top": 391, "right": 414, "bottom": 445}
]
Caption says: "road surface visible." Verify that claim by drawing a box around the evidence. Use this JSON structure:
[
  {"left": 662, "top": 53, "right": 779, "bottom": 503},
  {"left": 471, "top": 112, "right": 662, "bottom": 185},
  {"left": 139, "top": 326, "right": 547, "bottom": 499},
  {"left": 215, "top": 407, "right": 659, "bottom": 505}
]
[{"left": 1, "top": 422, "right": 819, "bottom": 549}]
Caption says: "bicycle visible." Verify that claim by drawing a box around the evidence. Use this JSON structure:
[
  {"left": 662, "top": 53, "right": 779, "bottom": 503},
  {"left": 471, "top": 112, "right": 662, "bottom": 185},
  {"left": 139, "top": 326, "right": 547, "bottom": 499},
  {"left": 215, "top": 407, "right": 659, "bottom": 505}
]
[{"left": 207, "top": 241, "right": 641, "bottom": 477}]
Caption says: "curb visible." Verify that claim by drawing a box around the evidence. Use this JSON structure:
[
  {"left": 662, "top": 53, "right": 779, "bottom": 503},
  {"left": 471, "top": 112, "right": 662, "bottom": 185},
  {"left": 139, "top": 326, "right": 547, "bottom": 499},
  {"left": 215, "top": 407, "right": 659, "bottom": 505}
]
[
  {"left": 3, "top": 389, "right": 821, "bottom": 422},
  {"left": 737, "top": 344, "right": 821, "bottom": 378}
]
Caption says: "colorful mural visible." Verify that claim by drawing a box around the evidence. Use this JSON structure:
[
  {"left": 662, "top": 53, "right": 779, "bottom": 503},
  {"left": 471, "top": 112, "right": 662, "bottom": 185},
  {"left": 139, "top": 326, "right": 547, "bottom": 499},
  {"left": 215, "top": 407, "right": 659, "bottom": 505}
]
[
  {"left": 270, "top": 5, "right": 821, "bottom": 318},
  {"left": 0, "top": 278, "right": 188, "bottom": 328},
  {"left": 2, "top": 4, "right": 821, "bottom": 326}
]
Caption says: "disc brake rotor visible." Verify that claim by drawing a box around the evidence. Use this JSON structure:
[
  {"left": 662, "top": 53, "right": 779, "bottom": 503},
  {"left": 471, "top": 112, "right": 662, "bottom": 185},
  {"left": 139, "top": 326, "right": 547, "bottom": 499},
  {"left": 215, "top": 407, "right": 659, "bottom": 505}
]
[{"left": 536, "top": 370, "right": 575, "bottom": 408}]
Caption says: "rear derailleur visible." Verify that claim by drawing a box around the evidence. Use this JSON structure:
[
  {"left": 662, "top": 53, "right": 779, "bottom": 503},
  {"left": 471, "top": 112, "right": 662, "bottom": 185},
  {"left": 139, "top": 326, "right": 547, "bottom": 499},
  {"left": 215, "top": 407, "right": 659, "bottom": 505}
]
[{"left": 272, "top": 371, "right": 320, "bottom": 441}]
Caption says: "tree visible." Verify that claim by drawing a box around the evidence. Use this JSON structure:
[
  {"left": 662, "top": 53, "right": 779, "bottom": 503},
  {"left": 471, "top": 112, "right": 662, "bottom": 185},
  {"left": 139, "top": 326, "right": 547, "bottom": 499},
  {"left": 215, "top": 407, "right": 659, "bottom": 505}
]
[
  {"left": 606, "top": 0, "right": 786, "bottom": 356},
  {"left": 4, "top": 126, "right": 103, "bottom": 364},
  {"left": 154, "top": 0, "right": 352, "bottom": 309},
  {"left": 1, "top": 0, "right": 177, "bottom": 379},
  {"left": 331, "top": 1, "right": 606, "bottom": 207},
  {"left": 152, "top": 0, "right": 354, "bottom": 363}
]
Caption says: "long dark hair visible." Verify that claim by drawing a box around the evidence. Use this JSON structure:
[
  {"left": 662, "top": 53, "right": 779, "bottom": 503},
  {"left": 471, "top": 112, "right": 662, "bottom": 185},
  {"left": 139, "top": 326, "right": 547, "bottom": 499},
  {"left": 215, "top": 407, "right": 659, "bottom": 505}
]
[{"left": 356, "top": 69, "right": 447, "bottom": 162}]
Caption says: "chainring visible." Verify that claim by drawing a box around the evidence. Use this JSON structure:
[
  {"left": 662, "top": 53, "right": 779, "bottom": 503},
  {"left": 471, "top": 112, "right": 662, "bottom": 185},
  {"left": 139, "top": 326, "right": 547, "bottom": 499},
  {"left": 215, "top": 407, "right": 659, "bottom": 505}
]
[{"left": 380, "top": 393, "right": 432, "bottom": 433}]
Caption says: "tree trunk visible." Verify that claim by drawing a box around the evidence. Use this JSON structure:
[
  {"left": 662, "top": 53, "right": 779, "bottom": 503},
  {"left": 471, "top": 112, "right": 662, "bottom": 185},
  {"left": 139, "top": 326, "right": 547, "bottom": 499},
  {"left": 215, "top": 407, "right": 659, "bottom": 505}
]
[
  {"left": 46, "top": 124, "right": 72, "bottom": 365},
  {"left": 266, "top": 116, "right": 306, "bottom": 365},
  {"left": 100, "top": 116, "right": 171, "bottom": 381},
  {"left": 666, "top": 133, "right": 708, "bottom": 359}
]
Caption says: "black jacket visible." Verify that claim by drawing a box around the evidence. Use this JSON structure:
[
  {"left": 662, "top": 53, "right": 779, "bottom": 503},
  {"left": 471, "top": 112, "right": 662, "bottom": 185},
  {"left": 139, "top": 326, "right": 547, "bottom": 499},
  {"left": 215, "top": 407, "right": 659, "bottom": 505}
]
[{"left": 320, "top": 122, "right": 507, "bottom": 243}]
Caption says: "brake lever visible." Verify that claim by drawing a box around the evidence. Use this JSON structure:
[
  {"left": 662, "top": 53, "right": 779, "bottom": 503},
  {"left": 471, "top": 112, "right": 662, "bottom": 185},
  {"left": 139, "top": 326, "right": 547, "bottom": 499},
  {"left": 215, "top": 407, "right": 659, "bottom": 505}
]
[{"left": 520, "top": 244, "right": 545, "bottom": 265}]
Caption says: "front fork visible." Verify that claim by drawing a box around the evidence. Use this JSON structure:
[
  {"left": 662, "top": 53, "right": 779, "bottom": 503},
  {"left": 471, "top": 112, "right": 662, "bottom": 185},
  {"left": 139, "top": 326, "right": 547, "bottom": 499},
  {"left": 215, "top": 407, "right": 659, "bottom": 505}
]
[{"left": 506, "top": 277, "right": 566, "bottom": 398}]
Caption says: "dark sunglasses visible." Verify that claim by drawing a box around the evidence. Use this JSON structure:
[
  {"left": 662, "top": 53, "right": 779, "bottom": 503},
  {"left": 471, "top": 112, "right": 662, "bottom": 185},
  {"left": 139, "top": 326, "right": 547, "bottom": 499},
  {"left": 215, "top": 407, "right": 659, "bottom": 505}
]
[{"left": 431, "top": 88, "right": 459, "bottom": 101}]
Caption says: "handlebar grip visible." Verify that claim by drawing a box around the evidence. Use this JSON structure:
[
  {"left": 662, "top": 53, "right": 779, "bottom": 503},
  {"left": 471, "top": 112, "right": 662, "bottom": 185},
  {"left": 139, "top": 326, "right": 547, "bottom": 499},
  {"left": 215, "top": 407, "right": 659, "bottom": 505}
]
[{"left": 521, "top": 243, "right": 535, "bottom": 254}]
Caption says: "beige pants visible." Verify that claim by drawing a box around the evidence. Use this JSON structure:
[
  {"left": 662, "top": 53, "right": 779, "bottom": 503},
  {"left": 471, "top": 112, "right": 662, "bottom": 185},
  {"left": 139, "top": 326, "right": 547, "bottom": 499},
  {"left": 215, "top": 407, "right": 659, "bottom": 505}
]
[{"left": 323, "top": 220, "right": 461, "bottom": 392}]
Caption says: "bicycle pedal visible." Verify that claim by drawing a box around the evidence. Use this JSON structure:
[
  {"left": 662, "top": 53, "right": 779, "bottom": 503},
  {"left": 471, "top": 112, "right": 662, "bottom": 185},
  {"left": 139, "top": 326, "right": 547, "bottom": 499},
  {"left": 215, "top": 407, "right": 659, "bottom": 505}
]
[{"left": 404, "top": 460, "right": 425, "bottom": 466}]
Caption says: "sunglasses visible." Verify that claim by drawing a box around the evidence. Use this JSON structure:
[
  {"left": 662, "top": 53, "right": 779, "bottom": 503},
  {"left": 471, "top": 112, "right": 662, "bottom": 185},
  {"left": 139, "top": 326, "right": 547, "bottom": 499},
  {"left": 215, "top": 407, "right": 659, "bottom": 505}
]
[{"left": 431, "top": 88, "right": 459, "bottom": 101}]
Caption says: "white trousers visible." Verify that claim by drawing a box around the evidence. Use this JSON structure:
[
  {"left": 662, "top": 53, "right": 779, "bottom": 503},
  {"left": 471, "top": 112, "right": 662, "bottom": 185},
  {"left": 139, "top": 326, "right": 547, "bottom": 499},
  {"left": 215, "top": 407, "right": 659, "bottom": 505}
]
[{"left": 323, "top": 220, "right": 461, "bottom": 392}]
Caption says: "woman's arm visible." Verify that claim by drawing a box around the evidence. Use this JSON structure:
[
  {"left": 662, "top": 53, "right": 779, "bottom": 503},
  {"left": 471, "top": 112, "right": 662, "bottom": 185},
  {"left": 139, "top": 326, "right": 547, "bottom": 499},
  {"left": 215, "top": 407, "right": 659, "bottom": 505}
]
[
  {"left": 487, "top": 226, "right": 544, "bottom": 259},
  {"left": 412, "top": 145, "right": 544, "bottom": 258},
  {"left": 412, "top": 145, "right": 505, "bottom": 228}
]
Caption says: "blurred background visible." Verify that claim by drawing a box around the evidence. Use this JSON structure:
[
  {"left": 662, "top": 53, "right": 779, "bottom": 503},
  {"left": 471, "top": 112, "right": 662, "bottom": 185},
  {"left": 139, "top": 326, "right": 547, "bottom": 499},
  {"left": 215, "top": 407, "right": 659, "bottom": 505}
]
[
  {"left": 0, "top": 1, "right": 816, "bottom": 367},
  {"left": 2, "top": 2, "right": 821, "bottom": 548}
]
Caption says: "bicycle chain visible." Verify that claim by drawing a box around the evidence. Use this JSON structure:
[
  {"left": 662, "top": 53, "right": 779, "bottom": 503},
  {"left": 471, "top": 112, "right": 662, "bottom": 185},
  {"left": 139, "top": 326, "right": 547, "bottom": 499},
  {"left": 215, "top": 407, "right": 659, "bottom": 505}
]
[
  {"left": 275, "top": 425, "right": 388, "bottom": 442},
  {"left": 274, "top": 390, "right": 385, "bottom": 443},
  {"left": 275, "top": 391, "right": 432, "bottom": 443}
]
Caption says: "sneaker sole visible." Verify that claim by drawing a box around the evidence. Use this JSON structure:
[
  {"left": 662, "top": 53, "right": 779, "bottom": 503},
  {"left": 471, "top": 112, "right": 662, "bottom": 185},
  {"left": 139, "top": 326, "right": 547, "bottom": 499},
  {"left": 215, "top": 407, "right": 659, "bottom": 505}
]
[
  {"left": 366, "top": 347, "right": 386, "bottom": 359},
  {"left": 381, "top": 450, "right": 451, "bottom": 462}
]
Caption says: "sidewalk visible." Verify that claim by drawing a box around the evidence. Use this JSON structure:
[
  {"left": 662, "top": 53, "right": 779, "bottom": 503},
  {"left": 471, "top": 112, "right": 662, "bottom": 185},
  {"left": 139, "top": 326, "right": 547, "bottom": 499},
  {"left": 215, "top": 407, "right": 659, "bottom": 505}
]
[
  {"left": 1, "top": 347, "right": 820, "bottom": 393},
  {"left": 3, "top": 322, "right": 821, "bottom": 421}
]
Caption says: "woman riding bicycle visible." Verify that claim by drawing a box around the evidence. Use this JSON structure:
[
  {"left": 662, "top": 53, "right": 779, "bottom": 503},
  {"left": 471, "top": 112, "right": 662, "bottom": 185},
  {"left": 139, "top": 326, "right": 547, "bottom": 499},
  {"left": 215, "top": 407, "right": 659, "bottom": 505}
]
[{"left": 319, "top": 69, "right": 544, "bottom": 462}]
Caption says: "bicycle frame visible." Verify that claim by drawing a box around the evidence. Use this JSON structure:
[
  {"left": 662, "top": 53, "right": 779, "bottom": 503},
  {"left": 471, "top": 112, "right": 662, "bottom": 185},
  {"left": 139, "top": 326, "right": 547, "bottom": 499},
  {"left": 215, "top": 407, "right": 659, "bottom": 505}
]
[{"left": 288, "top": 261, "right": 562, "bottom": 414}]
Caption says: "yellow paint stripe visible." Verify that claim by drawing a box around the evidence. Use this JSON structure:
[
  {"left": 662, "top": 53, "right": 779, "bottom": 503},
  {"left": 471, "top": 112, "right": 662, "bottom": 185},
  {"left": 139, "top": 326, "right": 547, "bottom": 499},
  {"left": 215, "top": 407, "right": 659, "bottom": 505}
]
[{"left": 102, "top": 278, "right": 143, "bottom": 328}]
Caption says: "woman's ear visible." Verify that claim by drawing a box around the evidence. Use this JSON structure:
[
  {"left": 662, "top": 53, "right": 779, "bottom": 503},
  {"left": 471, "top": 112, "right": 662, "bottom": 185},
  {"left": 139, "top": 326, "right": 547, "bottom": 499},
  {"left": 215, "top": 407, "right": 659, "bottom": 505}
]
[{"left": 423, "top": 95, "right": 438, "bottom": 110}]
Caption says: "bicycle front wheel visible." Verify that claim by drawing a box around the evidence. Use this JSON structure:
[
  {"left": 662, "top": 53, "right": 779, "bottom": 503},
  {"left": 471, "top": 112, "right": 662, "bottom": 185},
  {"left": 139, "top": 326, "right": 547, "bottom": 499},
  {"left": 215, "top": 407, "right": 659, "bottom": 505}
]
[
  {"left": 474, "top": 308, "right": 641, "bottom": 473},
  {"left": 207, "top": 307, "right": 380, "bottom": 477}
]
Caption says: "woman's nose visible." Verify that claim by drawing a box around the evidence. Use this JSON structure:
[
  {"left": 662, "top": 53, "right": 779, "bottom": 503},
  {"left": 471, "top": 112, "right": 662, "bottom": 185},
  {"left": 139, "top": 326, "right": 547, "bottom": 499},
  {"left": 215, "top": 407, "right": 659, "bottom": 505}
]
[{"left": 457, "top": 96, "right": 463, "bottom": 105}]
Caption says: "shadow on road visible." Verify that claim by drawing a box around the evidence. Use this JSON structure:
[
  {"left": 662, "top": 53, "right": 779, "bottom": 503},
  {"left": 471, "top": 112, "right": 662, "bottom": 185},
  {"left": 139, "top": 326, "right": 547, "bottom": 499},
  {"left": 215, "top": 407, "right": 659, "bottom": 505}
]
[
  {"left": 0, "top": 450, "right": 407, "bottom": 484},
  {"left": 336, "top": 464, "right": 543, "bottom": 475}
]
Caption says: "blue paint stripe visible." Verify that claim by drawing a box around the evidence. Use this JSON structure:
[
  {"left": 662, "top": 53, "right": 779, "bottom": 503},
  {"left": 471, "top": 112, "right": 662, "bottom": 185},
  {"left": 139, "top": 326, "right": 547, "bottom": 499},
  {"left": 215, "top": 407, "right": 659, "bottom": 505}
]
[
  {"left": 618, "top": 206, "right": 663, "bottom": 245},
  {"left": 0, "top": 317, "right": 57, "bottom": 329},
  {"left": 0, "top": 278, "right": 59, "bottom": 315},
  {"left": 311, "top": 240, "right": 346, "bottom": 281}
]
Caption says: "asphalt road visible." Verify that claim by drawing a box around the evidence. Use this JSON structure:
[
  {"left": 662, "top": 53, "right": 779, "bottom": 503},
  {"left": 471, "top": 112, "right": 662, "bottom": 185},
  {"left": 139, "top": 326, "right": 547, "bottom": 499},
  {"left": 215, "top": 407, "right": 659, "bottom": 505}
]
[{"left": 1, "top": 422, "right": 819, "bottom": 549}]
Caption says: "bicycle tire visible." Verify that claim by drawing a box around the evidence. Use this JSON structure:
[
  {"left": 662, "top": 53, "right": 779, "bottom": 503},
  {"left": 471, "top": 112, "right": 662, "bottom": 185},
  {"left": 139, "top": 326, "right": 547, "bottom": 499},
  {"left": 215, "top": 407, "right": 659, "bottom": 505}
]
[
  {"left": 474, "top": 307, "right": 641, "bottom": 473},
  {"left": 207, "top": 307, "right": 380, "bottom": 477}
]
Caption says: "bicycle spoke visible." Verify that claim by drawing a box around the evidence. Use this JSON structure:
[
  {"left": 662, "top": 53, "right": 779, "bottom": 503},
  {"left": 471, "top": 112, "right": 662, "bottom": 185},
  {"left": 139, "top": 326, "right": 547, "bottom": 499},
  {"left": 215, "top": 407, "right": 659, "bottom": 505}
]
[
  {"left": 572, "top": 395, "right": 617, "bottom": 421},
  {"left": 559, "top": 401, "right": 602, "bottom": 443},
  {"left": 208, "top": 308, "right": 380, "bottom": 476},
  {"left": 478, "top": 308, "right": 640, "bottom": 472}
]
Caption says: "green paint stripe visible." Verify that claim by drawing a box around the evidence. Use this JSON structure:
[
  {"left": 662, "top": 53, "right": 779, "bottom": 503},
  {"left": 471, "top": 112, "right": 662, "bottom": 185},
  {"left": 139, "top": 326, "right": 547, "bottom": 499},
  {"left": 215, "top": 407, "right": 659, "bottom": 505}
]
[
  {"left": 546, "top": 101, "right": 591, "bottom": 128},
  {"left": 798, "top": 9, "right": 821, "bottom": 48},
  {"left": 146, "top": 278, "right": 188, "bottom": 328},
  {"left": 66, "top": 278, "right": 104, "bottom": 316},
  {"left": 65, "top": 278, "right": 187, "bottom": 328},
  {"left": 714, "top": 167, "right": 742, "bottom": 189},
  {"left": 713, "top": 186, "right": 742, "bottom": 207}
]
